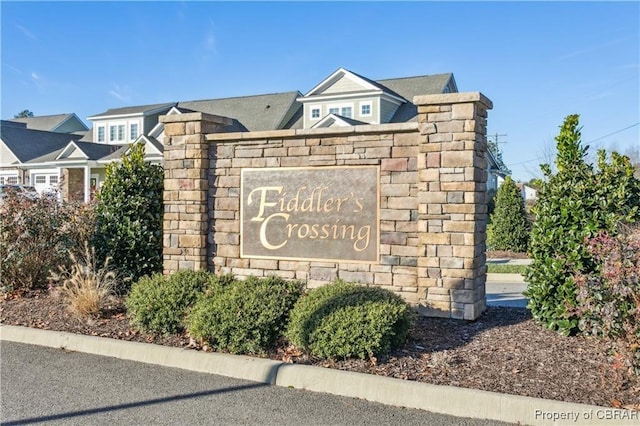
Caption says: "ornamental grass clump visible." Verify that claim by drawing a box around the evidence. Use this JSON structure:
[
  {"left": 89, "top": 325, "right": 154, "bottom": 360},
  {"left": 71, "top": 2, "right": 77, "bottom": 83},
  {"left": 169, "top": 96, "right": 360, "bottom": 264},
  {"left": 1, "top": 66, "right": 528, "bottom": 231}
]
[
  {"left": 49, "top": 243, "right": 118, "bottom": 318},
  {"left": 285, "top": 280, "right": 416, "bottom": 360},
  {"left": 187, "top": 276, "right": 304, "bottom": 355},
  {"left": 125, "top": 269, "right": 219, "bottom": 335}
]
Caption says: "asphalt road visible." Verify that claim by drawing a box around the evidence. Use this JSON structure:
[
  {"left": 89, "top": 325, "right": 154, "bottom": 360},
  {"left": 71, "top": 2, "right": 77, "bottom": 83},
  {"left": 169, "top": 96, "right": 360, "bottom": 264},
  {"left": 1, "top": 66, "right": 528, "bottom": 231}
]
[{"left": 0, "top": 342, "right": 507, "bottom": 426}]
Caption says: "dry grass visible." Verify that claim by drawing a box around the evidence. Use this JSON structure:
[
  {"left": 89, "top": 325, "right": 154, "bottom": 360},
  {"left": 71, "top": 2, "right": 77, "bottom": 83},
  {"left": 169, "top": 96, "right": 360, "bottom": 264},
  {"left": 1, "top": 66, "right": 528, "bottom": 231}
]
[{"left": 49, "top": 244, "right": 118, "bottom": 318}]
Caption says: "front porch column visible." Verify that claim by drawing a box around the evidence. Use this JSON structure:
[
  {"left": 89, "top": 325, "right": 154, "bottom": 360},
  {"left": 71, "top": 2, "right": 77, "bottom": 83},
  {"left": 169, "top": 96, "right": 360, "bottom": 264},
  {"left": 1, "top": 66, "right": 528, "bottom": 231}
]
[
  {"left": 83, "top": 165, "right": 91, "bottom": 203},
  {"left": 160, "top": 112, "right": 232, "bottom": 273}
]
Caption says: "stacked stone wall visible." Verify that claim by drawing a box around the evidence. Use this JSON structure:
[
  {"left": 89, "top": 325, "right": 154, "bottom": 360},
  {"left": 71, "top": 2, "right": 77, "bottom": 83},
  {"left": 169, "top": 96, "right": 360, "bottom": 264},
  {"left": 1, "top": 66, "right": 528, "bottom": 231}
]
[{"left": 161, "top": 92, "right": 492, "bottom": 320}]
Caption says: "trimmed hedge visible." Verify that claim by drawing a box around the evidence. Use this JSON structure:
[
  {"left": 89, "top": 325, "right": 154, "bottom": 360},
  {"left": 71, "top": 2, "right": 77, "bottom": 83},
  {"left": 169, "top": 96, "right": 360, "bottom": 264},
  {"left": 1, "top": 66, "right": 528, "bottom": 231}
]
[
  {"left": 285, "top": 280, "right": 416, "bottom": 360},
  {"left": 187, "top": 276, "right": 304, "bottom": 354},
  {"left": 125, "top": 269, "right": 218, "bottom": 335}
]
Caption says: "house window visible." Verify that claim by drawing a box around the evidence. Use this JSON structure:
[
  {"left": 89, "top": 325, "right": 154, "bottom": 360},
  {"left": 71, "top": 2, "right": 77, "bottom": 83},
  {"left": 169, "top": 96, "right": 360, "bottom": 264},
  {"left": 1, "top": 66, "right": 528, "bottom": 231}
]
[
  {"left": 130, "top": 123, "right": 139, "bottom": 140},
  {"left": 110, "top": 126, "right": 117, "bottom": 142},
  {"left": 311, "top": 108, "right": 320, "bottom": 119},
  {"left": 341, "top": 107, "right": 352, "bottom": 118},
  {"left": 329, "top": 107, "right": 339, "bottom": 115},
  {"left": 7, "top": 176, "right": 18, "bottom": 184},
  {"left": 34, "top": 175, "right": 46, "bottom": 184},
  {"left": 360, "top": 103, "right": 372, "bottom": 117},
  {"left": 50, "top": 176, "right": 59, "bottom": 185},
  {"left": 97, "top": 126, "right": 105, "bottom": 142},
  {"left": 118, "top": 125, "right": 125, "bottom": 141}
]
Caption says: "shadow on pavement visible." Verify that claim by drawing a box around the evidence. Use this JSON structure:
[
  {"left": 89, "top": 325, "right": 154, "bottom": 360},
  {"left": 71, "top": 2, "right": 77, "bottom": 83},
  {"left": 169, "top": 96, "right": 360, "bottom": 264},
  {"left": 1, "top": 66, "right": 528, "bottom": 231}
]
[{"left": 1, "top": 382, "right": 269, "bottom": 425}]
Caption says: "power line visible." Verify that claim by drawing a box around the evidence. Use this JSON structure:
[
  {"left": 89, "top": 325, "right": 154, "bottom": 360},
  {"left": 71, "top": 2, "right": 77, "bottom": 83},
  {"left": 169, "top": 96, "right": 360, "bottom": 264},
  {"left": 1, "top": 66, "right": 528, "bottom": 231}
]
[
  {"left": 586, "top": 122, "right": 639, "bottom": 144},
  {"left": 508, "top": 122, "right": 640, "bottom": 167}
]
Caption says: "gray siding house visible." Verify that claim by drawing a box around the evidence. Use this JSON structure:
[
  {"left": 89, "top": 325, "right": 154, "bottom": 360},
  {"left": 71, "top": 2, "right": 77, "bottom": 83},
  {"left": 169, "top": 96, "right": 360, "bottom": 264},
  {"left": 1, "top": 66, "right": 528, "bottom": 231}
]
[{"left": 2, "top": 68, "right": 508, "bottom": 202}]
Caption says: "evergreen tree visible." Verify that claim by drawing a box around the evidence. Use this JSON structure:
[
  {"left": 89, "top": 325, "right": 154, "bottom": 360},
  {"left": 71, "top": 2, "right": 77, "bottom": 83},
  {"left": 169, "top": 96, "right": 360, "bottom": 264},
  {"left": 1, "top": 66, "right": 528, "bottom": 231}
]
[
  {"left": 14, "top": 109, "right": 34, "bottom": 118},
  {"left": 93, "top": 144, "right": 164, "bottom": 289},
  {"left": 487, "top": 176, "right": 530, "bottom": 252},
  {"left": 524, "top": 114, "right": 640, "bottom": 335}
]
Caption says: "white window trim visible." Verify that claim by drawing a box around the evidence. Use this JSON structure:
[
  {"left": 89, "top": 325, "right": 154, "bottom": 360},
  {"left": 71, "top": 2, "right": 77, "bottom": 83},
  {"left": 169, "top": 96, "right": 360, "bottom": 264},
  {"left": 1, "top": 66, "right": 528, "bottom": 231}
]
[
  {"left": 97, "top": 126, "right": 106, "bottom": 142},
  {"left": 310, "top": 106, "right": 321, "bottom": 120},
  {"left": 107, "top": 121, "right": 129, "bottom": 143},
  {"left": 360, "top": 101, "right": 372, "bottom": 118},
  {"left": 130, "top": 123, "right": 139, "bottom": 140},
  {"left": 327, "top": 103, "right": 354, "bottom": 118}
]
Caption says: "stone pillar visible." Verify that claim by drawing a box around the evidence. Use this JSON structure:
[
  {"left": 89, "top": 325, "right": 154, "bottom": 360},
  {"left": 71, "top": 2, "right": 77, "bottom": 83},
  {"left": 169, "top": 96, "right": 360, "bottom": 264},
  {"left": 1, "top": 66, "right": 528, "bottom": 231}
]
[
  {"left": 160, "top": 112, "right": 232, "bottom": 273},
  {"left": 414, "top": 92, "right": 493, "bottom": 320}
]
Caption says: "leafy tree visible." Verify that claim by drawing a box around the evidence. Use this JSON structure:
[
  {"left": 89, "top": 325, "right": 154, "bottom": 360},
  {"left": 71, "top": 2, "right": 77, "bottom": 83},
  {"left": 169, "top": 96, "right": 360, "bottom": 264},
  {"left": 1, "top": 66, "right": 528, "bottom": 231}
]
[
  {"left": 14, "top": 109, "right": 34, "bottom": 118},
  {"left": 487, "top": 176, "right": 530, "bottom": 252},
  {"left": 93, "top": 144, "right": 163, "bottom": 289},
  {"left": 524, "top": 114, "right": 640, "bottom": 335}
]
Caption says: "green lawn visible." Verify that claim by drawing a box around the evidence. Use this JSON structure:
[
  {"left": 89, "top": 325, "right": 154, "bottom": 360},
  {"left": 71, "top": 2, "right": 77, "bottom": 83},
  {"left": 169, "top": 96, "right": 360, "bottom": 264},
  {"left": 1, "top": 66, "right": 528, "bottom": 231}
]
[{"left": 486, "top": 264, "right": 528, "bottom": 274}]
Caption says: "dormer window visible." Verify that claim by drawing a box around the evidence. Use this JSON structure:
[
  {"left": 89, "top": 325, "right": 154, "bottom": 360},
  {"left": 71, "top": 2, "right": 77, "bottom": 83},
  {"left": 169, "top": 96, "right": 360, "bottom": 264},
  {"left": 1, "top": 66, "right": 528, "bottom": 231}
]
[
  {"left": 329, "top": 107, "right": 339, "bottom": 115},
  {"left": 130, "top": 123, "right": 139, "bottom": 140},
  {"left": 360, "top": 102, "right": 372, "bottom": 117},
  {"left": 341, "top": 107, "right": 352, "bottom": 118},
  {"left": 311, "top": 108, "right": 320, "bottom": 119},
  {"left": 97, "top": 126, "right": 105, "bottom": 142},
  {"left": 109, "top": 126, "right": 117, "bottom": 142}
]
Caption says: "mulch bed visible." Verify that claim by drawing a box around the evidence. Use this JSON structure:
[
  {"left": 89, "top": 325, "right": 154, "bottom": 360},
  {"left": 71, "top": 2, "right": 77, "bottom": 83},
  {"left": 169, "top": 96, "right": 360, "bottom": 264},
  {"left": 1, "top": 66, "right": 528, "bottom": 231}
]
[{"left": 2, "top": 290, "right": 639, "bottom": 410}]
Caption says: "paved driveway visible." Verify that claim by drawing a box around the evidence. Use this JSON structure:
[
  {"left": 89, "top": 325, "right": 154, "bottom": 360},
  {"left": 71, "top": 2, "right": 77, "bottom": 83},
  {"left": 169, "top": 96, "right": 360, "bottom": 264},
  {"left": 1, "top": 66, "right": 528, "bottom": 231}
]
[{"left": 1, "top": 341, "right": 507, "bottom": 426}]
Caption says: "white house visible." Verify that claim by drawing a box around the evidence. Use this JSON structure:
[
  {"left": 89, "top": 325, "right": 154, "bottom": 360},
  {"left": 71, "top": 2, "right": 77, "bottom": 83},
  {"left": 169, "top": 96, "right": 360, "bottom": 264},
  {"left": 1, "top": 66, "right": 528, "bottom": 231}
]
[{"left": 2, "top": 68, "right": 510, "bottom": 202}]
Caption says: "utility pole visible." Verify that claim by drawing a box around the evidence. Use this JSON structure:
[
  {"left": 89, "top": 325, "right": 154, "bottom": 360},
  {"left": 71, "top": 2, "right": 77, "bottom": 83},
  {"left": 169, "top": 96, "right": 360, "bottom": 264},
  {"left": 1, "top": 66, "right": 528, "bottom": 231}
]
[{"left": 487, "top": 133, "right": 508, "bottom": 154}]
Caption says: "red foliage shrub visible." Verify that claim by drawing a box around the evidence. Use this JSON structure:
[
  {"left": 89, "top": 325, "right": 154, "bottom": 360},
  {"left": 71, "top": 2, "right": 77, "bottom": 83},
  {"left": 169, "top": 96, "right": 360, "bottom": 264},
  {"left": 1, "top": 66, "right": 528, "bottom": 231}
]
[{"left": 574, "top": 226, "right": 640, "bottom": 373}]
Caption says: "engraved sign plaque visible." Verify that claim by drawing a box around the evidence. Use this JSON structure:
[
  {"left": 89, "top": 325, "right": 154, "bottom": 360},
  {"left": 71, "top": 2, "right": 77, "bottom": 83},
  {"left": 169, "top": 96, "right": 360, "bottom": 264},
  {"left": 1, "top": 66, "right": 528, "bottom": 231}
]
[{"left": 240, "top": 166, "right": 379, "bottom": 263}]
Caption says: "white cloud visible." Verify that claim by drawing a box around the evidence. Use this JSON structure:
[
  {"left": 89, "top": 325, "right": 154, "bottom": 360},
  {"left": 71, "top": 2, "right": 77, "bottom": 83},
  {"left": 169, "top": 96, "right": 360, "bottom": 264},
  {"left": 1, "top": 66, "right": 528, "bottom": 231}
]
[
  {"left": 200, "top": 21, "right": 217, "bottom": 62},
  {"left": 558, "top": 37, "right": 629, "bottom": 61},
  {"left": 109, "top": 83, "right": 132, "bottom": 102},
  {"left": 16, "top": 24, "right": 37, "bottom": 40},
  {"left": 31, "top": 72, "right": 39, "bottom": 80}
]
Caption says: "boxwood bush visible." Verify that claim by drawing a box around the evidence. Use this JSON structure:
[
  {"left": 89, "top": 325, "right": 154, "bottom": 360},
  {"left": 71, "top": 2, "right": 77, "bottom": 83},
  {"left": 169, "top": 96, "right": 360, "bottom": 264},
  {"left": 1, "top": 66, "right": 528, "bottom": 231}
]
[
  {"left": 125, "top": 269, "right": 218, "bottom": 335},
  {"left": 186, "top": 276, "right": 304, "bottom": 354},
  {"left": 285, "top": 280, "right": 416, "bottom": 360}
]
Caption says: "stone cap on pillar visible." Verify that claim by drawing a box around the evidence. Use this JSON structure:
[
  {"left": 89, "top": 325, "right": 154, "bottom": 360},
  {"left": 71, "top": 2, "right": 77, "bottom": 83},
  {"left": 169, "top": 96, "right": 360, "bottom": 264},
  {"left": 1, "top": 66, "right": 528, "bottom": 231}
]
[
  {"left": 413, "top": 92, "right": 493, "bottom": 110},
  {"left": 160, "top": 112, "right": 234, "bottom": 126}
]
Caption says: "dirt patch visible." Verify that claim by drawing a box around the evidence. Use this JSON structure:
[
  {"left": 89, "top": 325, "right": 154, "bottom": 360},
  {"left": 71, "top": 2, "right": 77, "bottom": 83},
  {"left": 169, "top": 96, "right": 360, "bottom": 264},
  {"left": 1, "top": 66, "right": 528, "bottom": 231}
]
[
  {"left": 2, "top": 291, "right": 639, "bottom": 410},
  {"left": 486, "top": 250, "right": 529, "bottom": 259}
]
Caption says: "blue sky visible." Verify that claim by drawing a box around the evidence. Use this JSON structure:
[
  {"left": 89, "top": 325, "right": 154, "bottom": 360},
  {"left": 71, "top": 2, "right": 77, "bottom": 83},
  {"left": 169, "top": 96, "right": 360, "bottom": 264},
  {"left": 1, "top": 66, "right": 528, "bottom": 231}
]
[{"left": 2, "top": 1, "right": 638, "bottom": 181}]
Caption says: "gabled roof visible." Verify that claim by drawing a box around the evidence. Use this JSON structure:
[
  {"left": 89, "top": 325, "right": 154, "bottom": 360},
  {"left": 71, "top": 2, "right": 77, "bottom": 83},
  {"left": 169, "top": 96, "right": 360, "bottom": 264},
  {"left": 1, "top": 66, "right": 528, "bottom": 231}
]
[
  {"left": 9, "top": 113, "right": 88, "bottom": 133},
  {"left": 178, "top": 91, "right": 302, "bottom": 132},
  {"left": 0, "top": 123, "right": 83, "bottom": 163},
  {"left": 301, "top": 68, "right": 406, "bottom": 103},
  {"left": 311, "top": 114, "right": 368, "bottom": 129},
  {"left": 56, "top": 141, "right": 122, "bottom": 161},
  {"left": 380, "top": 73, "right": 457, "bottom": 123},
  {"left": 26, "top": 141, "right": 123, "bottom": 164},
  {"left": 87, "top": 102, "right": 177, "bottom": 120}
]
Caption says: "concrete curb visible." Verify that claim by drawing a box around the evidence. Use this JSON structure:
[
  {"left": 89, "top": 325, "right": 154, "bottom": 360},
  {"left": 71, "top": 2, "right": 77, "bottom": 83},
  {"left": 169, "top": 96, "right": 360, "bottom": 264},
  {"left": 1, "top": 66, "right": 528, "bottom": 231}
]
[
  {"left": 1, "top": 325, "right": 637, "bottom": 426},
  {"left": 487, "top": 273, "right": 525, "bottom": 283}
]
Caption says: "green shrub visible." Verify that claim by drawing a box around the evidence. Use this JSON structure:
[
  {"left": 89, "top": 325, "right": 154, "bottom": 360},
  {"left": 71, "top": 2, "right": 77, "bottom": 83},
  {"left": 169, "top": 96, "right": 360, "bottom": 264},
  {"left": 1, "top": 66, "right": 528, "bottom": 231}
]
[
  {"left": 487, "top": 176, "right": 530, "bottom": 252},
  {"left": 187, "top": 276, "right": 304, "bottom": 354},
  {"left": 94, "top": 143, "right": 163, "bottom": 288},
  {"left": 574, "top": 227, "right": 640, "bottom": 373},
  {"left": 525, "top": 115, "right": 640, "bottom": 335},
  {"left": 125, "top": 269, "right": 215, "bottom": 335},
  {"left": 286, "top": 280, "right": 416, "bottom": 360},
  {"left": 0, "top": 195, "right": 94, "bottom": 291}
]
